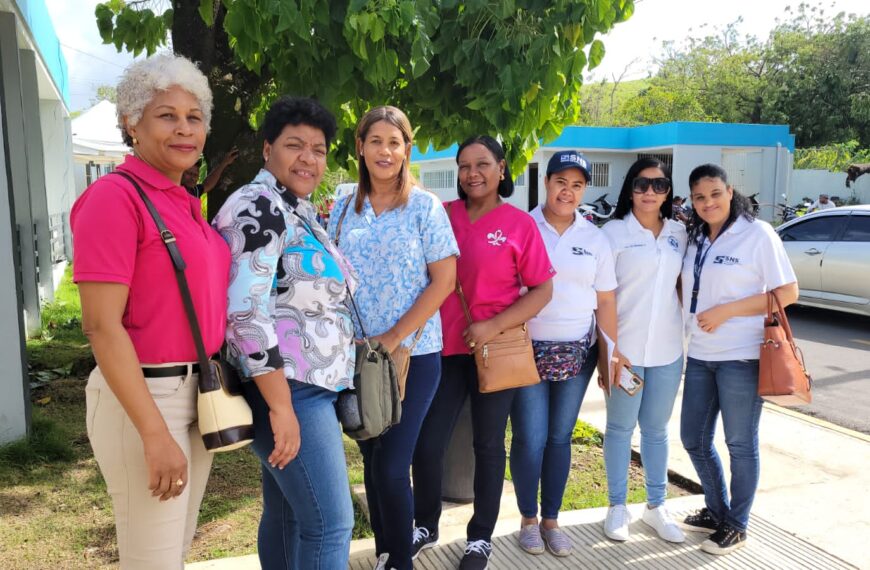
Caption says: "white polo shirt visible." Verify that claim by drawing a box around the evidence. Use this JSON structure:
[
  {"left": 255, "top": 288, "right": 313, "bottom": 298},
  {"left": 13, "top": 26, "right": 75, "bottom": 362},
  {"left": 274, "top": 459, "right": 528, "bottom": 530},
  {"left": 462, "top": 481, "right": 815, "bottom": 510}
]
[
  {"left": 681, "top": 217, "right": 797, "bottom": 361},
  {"left": 528, "top": 206, "right": 617, "bottom": 341},
  {"left": 602, "top": 213, "right": 687, "bottom": 367}
]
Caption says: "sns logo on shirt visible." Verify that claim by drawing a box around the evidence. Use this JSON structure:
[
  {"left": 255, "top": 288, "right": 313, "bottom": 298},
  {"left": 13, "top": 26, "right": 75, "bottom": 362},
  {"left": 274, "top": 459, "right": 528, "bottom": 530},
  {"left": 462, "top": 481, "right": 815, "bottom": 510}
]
[
  {"left": 668, "top": 236, "right": 680, "bottom": 252},
  {"left": 572, "top": 247, "right": 593, "bottom": 256},
  {"left": 487, "top": 229, "right": 507, "bottom": 246},
  {"left": 713, "top": 255, "right": 740, "bottom": 265}
]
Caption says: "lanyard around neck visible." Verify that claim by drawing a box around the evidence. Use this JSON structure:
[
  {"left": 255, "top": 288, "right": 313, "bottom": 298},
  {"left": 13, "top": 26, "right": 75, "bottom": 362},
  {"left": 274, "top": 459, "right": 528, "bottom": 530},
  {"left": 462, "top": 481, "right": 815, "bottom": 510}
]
[{"left": 689, "top": 219, "right": 735, "bottom": 314}]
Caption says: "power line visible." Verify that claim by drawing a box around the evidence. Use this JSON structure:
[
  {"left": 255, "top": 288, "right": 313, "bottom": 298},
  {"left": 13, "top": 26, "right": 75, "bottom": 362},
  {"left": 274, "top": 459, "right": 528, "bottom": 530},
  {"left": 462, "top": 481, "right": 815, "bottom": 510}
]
[{"left": 60, "top": 43, "right": 128, "bottom": 69}]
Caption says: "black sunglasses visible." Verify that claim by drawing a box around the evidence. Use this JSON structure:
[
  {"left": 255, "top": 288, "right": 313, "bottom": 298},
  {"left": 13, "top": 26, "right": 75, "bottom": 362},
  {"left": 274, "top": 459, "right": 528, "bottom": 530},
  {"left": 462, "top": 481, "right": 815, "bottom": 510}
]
[{"left": 632, "top": 177, "right": 671, "bottom": 194}]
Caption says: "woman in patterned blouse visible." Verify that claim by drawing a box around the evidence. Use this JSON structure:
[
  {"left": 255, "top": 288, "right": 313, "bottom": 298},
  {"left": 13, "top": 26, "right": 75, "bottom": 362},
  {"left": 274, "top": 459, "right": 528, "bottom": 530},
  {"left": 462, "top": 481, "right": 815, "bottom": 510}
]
[
  {"left": 213, "top": 97, "right": 356, "bottom": 569},
  {"left": 328, "top": 106, "right": 458, "bottom": 570}
]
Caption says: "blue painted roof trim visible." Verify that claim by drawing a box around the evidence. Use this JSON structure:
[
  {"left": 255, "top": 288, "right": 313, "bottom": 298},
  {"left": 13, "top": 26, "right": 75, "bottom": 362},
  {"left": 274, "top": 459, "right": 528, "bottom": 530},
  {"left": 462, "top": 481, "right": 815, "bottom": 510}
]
[
  {"left": 13, "top": 0, "right": 70, "bottom": 106},
  {"left": 412, "top": 122, "right": 795, "bottom": 162}
]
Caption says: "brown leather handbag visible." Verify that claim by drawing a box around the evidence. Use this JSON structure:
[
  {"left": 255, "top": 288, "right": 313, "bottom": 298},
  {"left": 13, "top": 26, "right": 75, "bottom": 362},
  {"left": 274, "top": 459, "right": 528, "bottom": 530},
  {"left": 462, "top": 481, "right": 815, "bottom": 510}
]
[
  {"left": 758, "top": 290, "right": 812, "bottom": 406},
  {"left": 456, "top": 282, "right": 540, "bottom": 393},
  {"left": 391, "top": 328, "right": 423, "bottom": 401}
]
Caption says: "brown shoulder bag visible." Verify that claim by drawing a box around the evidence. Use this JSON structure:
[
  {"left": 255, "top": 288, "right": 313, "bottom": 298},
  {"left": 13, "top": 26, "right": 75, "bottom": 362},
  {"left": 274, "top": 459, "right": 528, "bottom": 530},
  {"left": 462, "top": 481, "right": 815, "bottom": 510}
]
[{"left": 758, "top": 290, "right": 812, "bottom": 406}]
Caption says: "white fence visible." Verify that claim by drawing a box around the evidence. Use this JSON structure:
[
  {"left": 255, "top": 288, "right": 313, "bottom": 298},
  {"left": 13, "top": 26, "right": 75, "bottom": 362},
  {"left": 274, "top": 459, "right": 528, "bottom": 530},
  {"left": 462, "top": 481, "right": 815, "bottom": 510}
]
[{"left": 790, "top": 169, "right": 870, "bottom": 206}]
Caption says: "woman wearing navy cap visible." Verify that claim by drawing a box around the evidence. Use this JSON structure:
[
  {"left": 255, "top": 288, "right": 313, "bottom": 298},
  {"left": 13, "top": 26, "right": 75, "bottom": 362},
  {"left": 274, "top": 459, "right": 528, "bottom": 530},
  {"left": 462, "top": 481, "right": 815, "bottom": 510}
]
[
  {"left": 679, "top": 164, "right": 797, "bottom": 555},
  {"left": 509, "top": 150, "right": 623, "bottom": 558},
  {"left": 600, "top": 158, "right": 687, "bottom": 544}
]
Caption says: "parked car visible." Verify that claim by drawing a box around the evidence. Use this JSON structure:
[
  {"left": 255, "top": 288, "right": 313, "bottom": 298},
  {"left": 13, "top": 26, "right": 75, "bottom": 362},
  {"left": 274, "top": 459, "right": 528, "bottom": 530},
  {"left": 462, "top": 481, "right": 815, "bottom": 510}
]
[{"left": 775, "top": 205, "right": 870, "bottom": 317}]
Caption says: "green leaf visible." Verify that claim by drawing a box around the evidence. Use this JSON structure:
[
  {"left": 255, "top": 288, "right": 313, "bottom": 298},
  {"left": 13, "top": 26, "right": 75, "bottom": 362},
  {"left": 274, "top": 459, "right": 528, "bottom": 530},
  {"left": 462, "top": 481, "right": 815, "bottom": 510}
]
[
  {"left": 588, "top": 39, "right": 605, "bottom": 70},
  {"left": 198, "top": 0, "right": 215, "bottom": 27}
]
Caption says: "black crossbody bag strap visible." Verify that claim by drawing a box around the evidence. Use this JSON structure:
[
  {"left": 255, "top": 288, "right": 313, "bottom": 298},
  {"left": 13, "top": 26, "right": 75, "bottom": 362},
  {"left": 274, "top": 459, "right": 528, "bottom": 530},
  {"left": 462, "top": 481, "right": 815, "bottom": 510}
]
[{"left": 112, "top": 172, "right": 217, "bottom": 390}]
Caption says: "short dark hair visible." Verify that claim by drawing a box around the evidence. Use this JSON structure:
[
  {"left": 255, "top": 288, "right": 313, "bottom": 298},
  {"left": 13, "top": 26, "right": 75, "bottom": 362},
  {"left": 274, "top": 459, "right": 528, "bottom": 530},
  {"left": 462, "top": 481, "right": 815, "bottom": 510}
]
[
  {"left": 455, "top": 135, "right": 514, "bottom": 200},
  {"left": 261, "top": 96, "right": 337, "bottom": 146},
  {"left": 613, "top": 157, "right": 674, "bottom": 220},
  {"left": 686, "top": 163, "right": 755, "bottom": 242}
]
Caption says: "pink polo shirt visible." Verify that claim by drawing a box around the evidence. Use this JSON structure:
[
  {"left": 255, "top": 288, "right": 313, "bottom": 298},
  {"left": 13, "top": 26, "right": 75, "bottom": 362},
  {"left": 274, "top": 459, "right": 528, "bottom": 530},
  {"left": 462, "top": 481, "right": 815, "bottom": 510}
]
[
  {"left": 441, "top": 200, "right": 555, "bottom": 356},
  {"left": 71, "top": 155, "right": 230, "bottom": 364}
]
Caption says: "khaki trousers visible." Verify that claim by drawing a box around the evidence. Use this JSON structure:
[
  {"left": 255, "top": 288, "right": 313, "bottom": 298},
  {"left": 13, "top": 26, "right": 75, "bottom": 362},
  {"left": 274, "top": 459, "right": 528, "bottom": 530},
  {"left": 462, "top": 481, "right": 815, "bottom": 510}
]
[{"left": 86, "top": 365, "right": 213, "bottom": 569}]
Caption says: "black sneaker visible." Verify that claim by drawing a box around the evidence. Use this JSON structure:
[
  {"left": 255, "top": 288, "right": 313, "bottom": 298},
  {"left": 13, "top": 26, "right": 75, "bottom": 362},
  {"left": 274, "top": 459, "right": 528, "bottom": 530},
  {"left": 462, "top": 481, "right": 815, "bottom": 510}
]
[
  {"left": 701, "top": 523, "right": 747, "bottom": 555},
  {"left": 458, "top": 540, "right": 492, "bottom": 570},
  {"left": 681, "top": 508, "right": 719, "bottom": 534},
  {"left": 411, "top": 526, "right": 438, "bottom": 560}
]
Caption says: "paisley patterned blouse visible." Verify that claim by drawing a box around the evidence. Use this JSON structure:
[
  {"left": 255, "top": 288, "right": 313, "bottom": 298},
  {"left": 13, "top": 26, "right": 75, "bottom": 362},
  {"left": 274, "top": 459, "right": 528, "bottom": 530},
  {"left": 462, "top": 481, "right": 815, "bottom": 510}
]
[
  {"left": 214, "top": 169, "right": 355, "bottom": 391},
  {"left": 327, "top": 187, "right": 459, "bottom": 356}
]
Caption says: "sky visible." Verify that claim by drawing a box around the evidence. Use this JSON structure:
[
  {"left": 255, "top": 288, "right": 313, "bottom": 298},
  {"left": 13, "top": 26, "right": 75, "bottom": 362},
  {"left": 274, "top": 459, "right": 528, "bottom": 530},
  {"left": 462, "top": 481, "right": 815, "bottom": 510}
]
[{"left": 47, "top": 0, "right": 869, "bottom": 112}]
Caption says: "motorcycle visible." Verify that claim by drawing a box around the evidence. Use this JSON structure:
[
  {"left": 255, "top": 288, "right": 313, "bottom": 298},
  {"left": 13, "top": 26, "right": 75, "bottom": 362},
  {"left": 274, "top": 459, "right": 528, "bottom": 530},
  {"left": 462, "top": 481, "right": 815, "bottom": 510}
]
[{"left": 578, "top": 194, "right": 617, "bottom": 224}]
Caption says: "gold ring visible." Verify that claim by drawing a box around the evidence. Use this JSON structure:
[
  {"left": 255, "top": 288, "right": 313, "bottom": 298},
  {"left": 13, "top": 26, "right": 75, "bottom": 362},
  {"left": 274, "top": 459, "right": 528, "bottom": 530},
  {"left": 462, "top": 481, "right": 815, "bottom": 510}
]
[
  {"left": 468, "top": 341, "right": 476, "bottom": 349},
  {"left": 176, "top": 479, "right": 184, "bottom": 487}
]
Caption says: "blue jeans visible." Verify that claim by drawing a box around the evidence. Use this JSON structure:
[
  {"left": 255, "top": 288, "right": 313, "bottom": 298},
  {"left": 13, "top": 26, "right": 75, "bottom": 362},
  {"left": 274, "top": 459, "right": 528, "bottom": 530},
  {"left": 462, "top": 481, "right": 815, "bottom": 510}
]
[
  {"left": 680, "top": 357, "right": 763, "bottom": 532},
  {"left": 358, "top": 353, "right": 441, "bottom": 570},
  {"left": 604, "top": 355, "right": 683, "bottom": 506},
  {"left": 243, "top": 379, "right": 353, "bottom": 570},
  {"left": 509, "top": 343, "right": 598, "bottom": 520}
]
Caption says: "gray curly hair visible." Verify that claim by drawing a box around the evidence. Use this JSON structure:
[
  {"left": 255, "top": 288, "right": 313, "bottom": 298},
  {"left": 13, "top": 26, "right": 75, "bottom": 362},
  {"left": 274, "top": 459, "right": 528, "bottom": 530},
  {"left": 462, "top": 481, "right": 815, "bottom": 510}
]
[{"left": 116, "top": 54, "right": 213, "bottom": 147}]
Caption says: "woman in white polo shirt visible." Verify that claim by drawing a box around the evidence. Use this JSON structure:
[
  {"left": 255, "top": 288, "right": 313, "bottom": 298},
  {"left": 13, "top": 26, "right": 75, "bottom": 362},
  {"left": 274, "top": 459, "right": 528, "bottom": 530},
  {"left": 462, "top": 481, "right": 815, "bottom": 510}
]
[
  {"left": 600, "top": 158, "right": 687, "bottom": 544},
  {"left": 509, "top": 150, "right": 620, "bottom": 558},
  {"left": 679, "top": 164, "right": 798, "bottom": 556}
]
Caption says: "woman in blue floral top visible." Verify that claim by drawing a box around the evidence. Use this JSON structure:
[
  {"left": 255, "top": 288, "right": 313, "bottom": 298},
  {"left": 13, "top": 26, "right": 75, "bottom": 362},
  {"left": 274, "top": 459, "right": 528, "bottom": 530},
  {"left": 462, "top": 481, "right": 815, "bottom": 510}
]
[
  {"left": 328, "top": 106, "right": 458, "bottom": 570},
  {"left": 213, "top": 97, "right": 356, "bottom": 569}
]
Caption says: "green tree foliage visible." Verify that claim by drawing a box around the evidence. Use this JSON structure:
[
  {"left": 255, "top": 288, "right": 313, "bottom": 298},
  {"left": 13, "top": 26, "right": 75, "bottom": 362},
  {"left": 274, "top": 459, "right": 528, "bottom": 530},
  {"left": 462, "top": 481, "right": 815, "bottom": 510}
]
[
  {"left": 90, "top": 84, "right": 117, "bottom": 105},
  {"left": 95, "top": 0, "right": 635, "bottom": 214},
  {"left": 622, "top": 5, "right": 869, "bottom": 148},
  {"left": 794, "top": 141, "right": 870, "bottom": 172}
]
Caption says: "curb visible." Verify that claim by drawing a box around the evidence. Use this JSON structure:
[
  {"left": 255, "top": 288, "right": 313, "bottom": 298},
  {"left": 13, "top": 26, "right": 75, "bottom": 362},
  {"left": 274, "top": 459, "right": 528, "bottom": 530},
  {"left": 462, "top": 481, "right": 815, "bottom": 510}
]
[{"left": 763, "top": 402, "right": 870, "bottom": 443}]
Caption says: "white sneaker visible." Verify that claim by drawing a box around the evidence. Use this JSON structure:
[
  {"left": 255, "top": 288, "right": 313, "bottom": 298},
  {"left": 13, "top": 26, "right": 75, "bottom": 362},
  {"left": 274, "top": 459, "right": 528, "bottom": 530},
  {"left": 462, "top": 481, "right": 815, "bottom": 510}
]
[
  {"left": 374, "top": 552, "right": 389, "bottom": 570},
  {"left": 642, "top": 505, "right": 686, "bottom": 543},
  {"left": 604, "top": 504, "right": 631, "bottom": 541}
]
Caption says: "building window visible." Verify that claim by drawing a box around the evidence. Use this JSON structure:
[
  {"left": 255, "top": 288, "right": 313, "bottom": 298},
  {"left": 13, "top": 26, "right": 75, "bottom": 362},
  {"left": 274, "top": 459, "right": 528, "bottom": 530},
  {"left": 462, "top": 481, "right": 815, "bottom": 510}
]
[
  {"left": 637, "top": 153, "right": 673, "bottom": 171},
  {"left": 422, "top": 169, "right": 455, "bottom": 191},
  {"left": 85, "top": 162, "right": 94, "bottom": 186},
  {"left": 589, "top": 162, "right": 610, "bottom": 187},
  {"left": 515, "top": 171, "right": 526, "bottom": 186}
]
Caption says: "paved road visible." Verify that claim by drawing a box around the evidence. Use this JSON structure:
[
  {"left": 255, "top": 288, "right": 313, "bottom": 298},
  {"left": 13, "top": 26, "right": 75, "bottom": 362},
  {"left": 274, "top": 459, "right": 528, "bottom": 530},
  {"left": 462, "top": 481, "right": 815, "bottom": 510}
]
[{"left": 784, "top": 305, "right": 870, "bottom": 434}]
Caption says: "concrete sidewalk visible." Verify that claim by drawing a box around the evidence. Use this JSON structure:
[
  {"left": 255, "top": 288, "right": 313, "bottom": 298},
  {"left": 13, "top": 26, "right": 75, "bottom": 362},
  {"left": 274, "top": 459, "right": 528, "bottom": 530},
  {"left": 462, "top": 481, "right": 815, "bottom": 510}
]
[
  {"left": 188, "top": 382, "right": 869, "bottom": 569},
  {"left": 577, "top": 382, "right": 870, "bottom": 569}
]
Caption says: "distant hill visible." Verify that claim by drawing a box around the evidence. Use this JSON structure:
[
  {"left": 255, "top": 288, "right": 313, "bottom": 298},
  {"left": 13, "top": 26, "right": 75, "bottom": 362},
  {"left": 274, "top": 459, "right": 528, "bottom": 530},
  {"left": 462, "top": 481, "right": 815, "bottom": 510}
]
[{"left": 578, "top": 78, "right": 651, "bottom": 126}]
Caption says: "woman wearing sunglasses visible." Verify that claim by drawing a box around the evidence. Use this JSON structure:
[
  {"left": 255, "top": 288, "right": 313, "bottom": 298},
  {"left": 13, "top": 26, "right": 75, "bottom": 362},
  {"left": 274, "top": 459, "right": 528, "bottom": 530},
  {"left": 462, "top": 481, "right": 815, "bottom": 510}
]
[
  {"left": 600, "top": 158, "right": 687, "bottom": 544},
  {"left": 679, "top": 164, "right": 797, "bottom": 555}
]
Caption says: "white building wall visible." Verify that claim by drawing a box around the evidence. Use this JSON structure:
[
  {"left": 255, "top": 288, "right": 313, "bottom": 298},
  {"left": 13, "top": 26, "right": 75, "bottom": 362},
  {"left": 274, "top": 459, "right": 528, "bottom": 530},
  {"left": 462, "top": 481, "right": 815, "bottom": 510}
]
[{"left": 791, "top": 169, "right": 870, "bottom": 205}]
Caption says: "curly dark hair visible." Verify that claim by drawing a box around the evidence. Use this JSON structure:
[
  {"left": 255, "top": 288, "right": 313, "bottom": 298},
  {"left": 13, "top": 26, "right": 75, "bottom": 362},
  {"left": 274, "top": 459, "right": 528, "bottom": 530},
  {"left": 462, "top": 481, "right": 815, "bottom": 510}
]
[
  {"left": 613, "top": 157, "right": 674, "bottom": 220},
  {"left": 455, "top": 135, "right": 514, "bottom": 201},
  {"left": 261, "top": 96, "right": 337, "bottom": 146},
  {"left": 686, "top": 163, "right": 755, "bottom": 242}
]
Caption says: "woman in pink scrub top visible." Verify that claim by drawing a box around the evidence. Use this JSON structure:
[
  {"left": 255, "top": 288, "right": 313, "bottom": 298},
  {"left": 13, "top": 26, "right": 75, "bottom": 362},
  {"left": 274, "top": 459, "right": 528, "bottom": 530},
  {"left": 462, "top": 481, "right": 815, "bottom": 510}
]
[{"left": 412, "top": 135, "right": 554, "bottom": 570}]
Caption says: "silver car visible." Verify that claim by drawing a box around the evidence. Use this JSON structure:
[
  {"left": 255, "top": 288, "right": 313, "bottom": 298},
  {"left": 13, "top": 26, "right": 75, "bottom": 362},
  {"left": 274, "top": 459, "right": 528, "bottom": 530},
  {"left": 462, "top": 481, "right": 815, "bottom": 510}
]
[{"left": 776, "top": 205, "right": 870, "bottom": 317}]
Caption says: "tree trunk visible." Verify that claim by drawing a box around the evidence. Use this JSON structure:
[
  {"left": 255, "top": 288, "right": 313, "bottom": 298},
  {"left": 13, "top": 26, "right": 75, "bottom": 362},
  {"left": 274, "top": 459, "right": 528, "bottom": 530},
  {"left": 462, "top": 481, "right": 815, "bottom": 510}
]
[{"left": 170, "top": 1, "right": 268, "bottom": 219}]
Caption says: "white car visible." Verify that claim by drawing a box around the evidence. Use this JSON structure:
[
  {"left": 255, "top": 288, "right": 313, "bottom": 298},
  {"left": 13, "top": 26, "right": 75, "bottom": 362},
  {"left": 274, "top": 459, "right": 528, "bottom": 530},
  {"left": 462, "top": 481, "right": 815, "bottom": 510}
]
[{"left": 776, "top": 205, "right": 870, "bottom": 317}]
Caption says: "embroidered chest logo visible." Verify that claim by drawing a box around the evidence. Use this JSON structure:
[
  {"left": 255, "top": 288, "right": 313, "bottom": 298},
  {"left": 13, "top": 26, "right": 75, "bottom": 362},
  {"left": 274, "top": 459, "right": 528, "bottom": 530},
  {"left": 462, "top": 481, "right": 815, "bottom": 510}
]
[
  {"left": 667, "top": 236, "right": 680, "bottom": 251},
  {"left": 572, "top": 247, "right": 593, "bottom": 256},
  {"left": 713, "top": 255, "right": 740, "bottom": 265},
  {"left": 487, "top": 229, "right": 507, "bottom": 246}
]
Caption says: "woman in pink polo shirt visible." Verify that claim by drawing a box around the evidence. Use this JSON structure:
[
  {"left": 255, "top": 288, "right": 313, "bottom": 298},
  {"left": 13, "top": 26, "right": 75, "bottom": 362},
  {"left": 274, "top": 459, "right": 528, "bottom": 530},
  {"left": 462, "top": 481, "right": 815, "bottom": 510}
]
[
  {"left": 71, "top": 54, "right": 230, "bottom": 569},
  {"left": 412, "top": 135, "right": 554, "bottom": 570}
]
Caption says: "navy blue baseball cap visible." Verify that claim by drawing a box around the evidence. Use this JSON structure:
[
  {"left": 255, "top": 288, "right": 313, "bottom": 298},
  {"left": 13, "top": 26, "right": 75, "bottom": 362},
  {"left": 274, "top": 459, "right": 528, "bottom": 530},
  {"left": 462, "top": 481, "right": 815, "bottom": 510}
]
[{"left": 546, "top": 150, "right": 591, "bottom": 182}]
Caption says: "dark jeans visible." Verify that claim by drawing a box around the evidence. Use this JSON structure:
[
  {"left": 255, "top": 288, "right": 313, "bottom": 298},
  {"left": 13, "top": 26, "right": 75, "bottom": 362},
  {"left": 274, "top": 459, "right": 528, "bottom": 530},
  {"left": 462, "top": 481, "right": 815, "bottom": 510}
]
[
  {"left": 359, "top": 353, "right": 441, "bottom": 570},
  {"left": 413, "top": 354, "right": 518, "bottom": 542},
  {"left": 243, "top": 380, "right": 353, "bottom": 570},
  {"left": 680, "top": 357, "right": 764, "bottom": 532}
]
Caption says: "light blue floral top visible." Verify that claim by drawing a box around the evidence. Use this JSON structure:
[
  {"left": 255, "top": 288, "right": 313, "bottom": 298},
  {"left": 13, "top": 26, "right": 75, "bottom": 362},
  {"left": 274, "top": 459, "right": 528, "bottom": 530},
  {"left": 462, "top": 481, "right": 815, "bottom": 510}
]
[{"left": 327, "top": 187, "right": 459, "bottom": 356}]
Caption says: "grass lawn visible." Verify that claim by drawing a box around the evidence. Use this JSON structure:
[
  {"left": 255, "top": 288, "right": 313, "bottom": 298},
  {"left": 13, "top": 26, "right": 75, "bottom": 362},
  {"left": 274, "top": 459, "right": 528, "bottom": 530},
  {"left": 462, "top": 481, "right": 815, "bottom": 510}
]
[{"left": 2, "top": 268, "right": 689, "bottom": 568}]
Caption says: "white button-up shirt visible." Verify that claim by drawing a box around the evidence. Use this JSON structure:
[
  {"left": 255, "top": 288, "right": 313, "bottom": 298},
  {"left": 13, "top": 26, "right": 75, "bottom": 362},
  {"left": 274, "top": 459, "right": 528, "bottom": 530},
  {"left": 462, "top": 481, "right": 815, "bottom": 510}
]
[
  {"left": 528, "top": 206, "right": 617, "bottom": 342},
  {"left": 680, "top": 216, "right": 797, "bottom": 361},
  {"left": 602, "top": 213, "right": 687, "bottom": 367}
]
